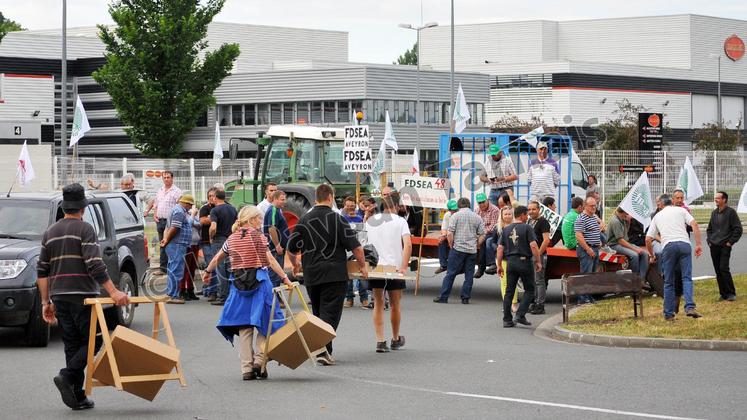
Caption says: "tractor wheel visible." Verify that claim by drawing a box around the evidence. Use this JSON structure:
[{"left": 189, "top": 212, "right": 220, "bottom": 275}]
[{"left": 283, "top": 194, "right": 311, "bottom": 231}]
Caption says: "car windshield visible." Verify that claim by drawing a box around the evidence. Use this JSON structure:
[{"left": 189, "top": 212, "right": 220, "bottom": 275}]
[
  {"left": 0, "top": 200, "right": 50, "bottom": 240},
  {"left": 324, "top": 141, "right": 355, "bottom": 184}
]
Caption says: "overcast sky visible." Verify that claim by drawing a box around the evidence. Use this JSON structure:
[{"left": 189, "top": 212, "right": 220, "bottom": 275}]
[{"left": 1, "top": 0, "right": 746, "bottom": 63}]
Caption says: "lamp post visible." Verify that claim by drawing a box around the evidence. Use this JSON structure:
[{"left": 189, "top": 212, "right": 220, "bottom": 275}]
[{"left": 399, "top": 22, "right": 438, "bottom": 155}]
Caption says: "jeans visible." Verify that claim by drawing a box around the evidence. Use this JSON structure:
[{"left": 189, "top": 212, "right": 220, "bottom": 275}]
[
  {"left": 306, "top": 281, "right": 348, "bottom": 354},
  {"left": 576, "top": 246, "right": 599, "bottom": 303},
  {"left": 345, "top": 279, "right": 369, "bottom": 302},
  {"left": 268, "top": 251, "right": 284, "bottom": 287},
  {"left": 477, "top": 236, "right": 497, "bottom": 272},
  {"left": 710, "top": 244, "right": 735, "bottom": 298},
  {"left": 53, "top": 299, "right": 102, "bottom": 400},
  {"left": 201, "top": 243, "right": 218, "bottom": 296},
  {"left": 156, "top": 219, "right": 168, "bottom": 271},
  {"left": 438, "top": 240, "right": 450, "bottom": 268},
  {"left": 213, "top": 237, "right": 230, "bottom": 300},
  {"left": 488, "top": 188, "right": 512, "bottom": 206},
  {"left": 661, "top": 241, "right": 695, "bottom": 317},
  {"left": 504, "top": 257, "right": 535, "bottom": 321},
  {"left": 533, "top": 254, "right": 548, "bottom": 305},
  {"left": 166, "top": 242, "right": 187, "bottom": 298},
  {"left": 611, "top": 244, "right": 649, "bottom": 279},
  {"left": 438, "top": 250, "right": 477, "bottom": 300}
]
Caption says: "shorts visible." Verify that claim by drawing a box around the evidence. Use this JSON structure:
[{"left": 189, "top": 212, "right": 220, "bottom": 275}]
[{"left": 368, "top": 279, "right": 406, "bottom": 291}]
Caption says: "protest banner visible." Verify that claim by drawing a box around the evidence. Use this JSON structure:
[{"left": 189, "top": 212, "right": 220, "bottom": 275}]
[
  {"left": 397, "top": 175, "right": 450, "bottom": 209},
  {"left": 538, "top": 202, "right": 562, "bottom": 237},
  {"left": 343, "top": 125, "right": 372, "bottom": 173}
]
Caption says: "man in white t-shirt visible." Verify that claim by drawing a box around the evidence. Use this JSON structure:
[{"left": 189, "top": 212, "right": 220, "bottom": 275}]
[
  {"left": 256, "top": 182, "right": 278, "bottom": 218},
  {"left": 646, "top": 194, "right": 703, "bottom": 320},
  {"left": 365, "top": 192, "right": 412, "bottom": 353}
]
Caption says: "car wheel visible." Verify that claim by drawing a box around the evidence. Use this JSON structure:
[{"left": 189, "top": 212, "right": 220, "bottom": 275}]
[
  {"left": 104, "top": 272, "right": 136, "bottom": 328},
  {"left": 25, "top": 290, "right": 50, "bottom": 347}
]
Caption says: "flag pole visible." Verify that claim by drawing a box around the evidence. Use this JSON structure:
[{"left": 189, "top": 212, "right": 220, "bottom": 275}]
[{"left": 6, "top": 167, "right": 19, "bottom": 197}]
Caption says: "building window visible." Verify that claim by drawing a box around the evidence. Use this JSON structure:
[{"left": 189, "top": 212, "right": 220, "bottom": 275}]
[
  {"left": 395, "top": 100, "right": 406, "bottom": 123},
  {"left": 311, "top": 101, "right": 322, "bottom": 124},
  {"left": 441, "top": 102, "right": 450, "bottom": 125},
  {"left": 244, "top": 104, "right": 256, "bottom": 126},
  {"left": 271, "top": 103, "right": 282, "bottom": 124},
  {"left": 351, "top": 100, "right": 363, "bottom": 122},
  {"left": 257, "top": 104, "right": 269, "bottom": 125},
  {"left": 283, "top": 103, "right": 295, "bottom": 124},
  {"left": 232, "top": 105, "right": 243, "bottom": 126},
  {"left": 337, "top": 100, "right": 350, "bottom": 123},
  {"left": 296, "top": 102, "right": 309, "bottom": 124},
  {"left": 407, "top": 101, "right": 416, "bottom": 123},
  {"left": 217, "top": 105, "right": 230, "bottom": 127},
  {"left": 323, "top": 101, "right": 336, "bottom": 124}
]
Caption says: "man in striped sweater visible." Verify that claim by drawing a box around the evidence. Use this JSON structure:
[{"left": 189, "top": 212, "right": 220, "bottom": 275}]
[
  {"left": 527, "top": 141, "right": 560, "bottom": 202},
  {"left": 38, "top": 183, "right": 129, "bottom": 411}
]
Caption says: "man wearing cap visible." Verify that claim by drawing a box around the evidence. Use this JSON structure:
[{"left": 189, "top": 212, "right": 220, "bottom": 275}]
[
  {"left": 479, "top": 144, "right": 517, "bottom": 206},
  {"left": 37, "top": 183, "right": 130, "bottom": 410},
  {"left": 436, "top": 199, "right": 458, "bottom": 274},
  {"left": 475, "top": 193, "right": 500, "bottom": 279},
  {"left": 527, "top": 141, "right": 560, "bottom": 202},
  {"left": 160, "top": 194, "right": 195, "bottom": 304},
  {"left": 434, "top": 198, "right": 486, "bottom": 304}
]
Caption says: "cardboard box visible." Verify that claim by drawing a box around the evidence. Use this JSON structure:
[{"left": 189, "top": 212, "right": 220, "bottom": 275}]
[
  {"left": 346, "top": 262, "right": 416, "bottom": 281},
  {"left": 93, "top": 326, "right": 180, "bottom": 401},
  {"left": 267, "top": 311, "right": 336, "bottom": 369}
]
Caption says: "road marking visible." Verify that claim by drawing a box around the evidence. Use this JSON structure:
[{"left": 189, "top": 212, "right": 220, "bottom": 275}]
[
  {"left": 310, "top": 369, "right": 705, "bottom": 420},
  {"left": 692, "top": 276, "right": 714, "bottom": 281},
  {"left": 421, "top": 263, "right": 442, "bottom": 268}
]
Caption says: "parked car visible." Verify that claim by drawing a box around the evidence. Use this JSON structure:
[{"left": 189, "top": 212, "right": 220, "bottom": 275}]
[{"left": 0, "top": 191, "right": 149, "bottom": 347}]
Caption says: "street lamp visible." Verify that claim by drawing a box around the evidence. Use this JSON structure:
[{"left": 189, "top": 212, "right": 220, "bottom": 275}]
[
  {"left": 709, "top": 53, "right": 722, "bottom": 129},
  {"left": 398, "top": 21, "right": 438, "bottom": 154}
]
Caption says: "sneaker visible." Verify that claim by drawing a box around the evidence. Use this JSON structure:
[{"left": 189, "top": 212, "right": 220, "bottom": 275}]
[
  {"left": 390, "top": 336, "right": 406, "bottom": 350},
  {"left": 361, "top": 300, "right": 370, "bottom": 309},
  {"left": 167, "top": 297, "right": 185, "bottom": 304},
  {"left": 600, "top": 246, "right": 616, "bottom": 255},
  {"left": 253, "top": 363, "right": 268, "bottom": 380},
  {"left": 685, "top": 308, "right": 703, "bottom": 319},
  {"left": 433, "top": 297, "right": 448, "bottom": 304},
  {"left": 53, "top": 375, "right": 77, "bottom": 409},
  {"left": 210, "top": 299, "right": 225, "bottom": 306},
  {"left": 316, "top": 352, "right": 336, "bottom": 366},
  {"left": 376, "top": 341, "right": 390, "bottom": 353},
  {"left": 664, "top": 315, "right": 676, "bottom": 322},
  {"left": 434, "top": 267, "right": 447, "bottom": 274},
  {"left": 72, "top": 397, "right": 95, "bottom": 411},
  {"left": 344, "top": 300, "right": 353, "bottom": 308},
  {"left": 485, "top": 265, "right": 497, "bottom": 275},
  {"left": 474, "top": 269, "right": 484, "bottom": 279},
  {"left": 365, "top": 301, "right": 375, "bottom": 309},
  {"left": 726, "top": 295, "right": 737, "bottom": 302}
]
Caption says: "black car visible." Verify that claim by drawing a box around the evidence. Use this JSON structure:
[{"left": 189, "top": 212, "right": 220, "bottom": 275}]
[{"left": 0, "top": 192, "right": 149, "bottom": 346}]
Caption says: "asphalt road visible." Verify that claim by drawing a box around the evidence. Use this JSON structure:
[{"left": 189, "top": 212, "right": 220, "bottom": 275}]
[{"left": 2, "top": 240, "right": 747, "bottom": 420}]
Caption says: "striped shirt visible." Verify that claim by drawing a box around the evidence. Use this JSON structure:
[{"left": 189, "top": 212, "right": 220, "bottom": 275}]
[
  {"left": 222, "top": 226, "right": 270, "bottom": 269},
  {"left": 448, "top": 208, "right": 486, "bottom": 254},
  {"left": 574, "top": 212, "right": 602, "bottom": 247},
  {"left": 527, "top": 158, "right": 560, "bottom": 200},
  {"left": 155, "top": 185, "right": 183, "bottom": 219},
  {"left": 483, "top": 155, "right": 517, "bottom": 190},
  {"left": 37, "top": 218, "right": 109, "bottom": 299}
]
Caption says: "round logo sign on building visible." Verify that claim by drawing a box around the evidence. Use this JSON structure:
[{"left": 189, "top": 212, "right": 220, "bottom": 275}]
[{"left": 724, "top": 35, "right": 745, "bottom": 61}]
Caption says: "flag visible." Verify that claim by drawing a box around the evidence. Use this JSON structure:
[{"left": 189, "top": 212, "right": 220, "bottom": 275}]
[
  {"left": 69, "top": 96, "right": 90, "bottom": 148},
  {"left": 411, "top": 148, "right": 420, "bottom": 176},
  {"left": 619, "top": 172, "right": 655, "bottom": 228},
  {"left": 676, "top": 156, "right": 704, "bottom": 205},
  {"left": 518, "top": 126, "right": 544, "bottom": 148},
  {"left": 738, "top": 181, "right": 747, "bottom": 213},
  {"left": 17, "top": 141, "right": 35, "bottom": 186},
  {"left": 372, "top": 139, "right": 386, "bottom": 176},
  {"left": 383, "top": 110, "right": 398, "bottom": 151},
  {"left": 212, "top": 123, "right": 223, "bottom": 171},
  {"left": 452, "top": 83, "right": 471, "bottom": 134}
]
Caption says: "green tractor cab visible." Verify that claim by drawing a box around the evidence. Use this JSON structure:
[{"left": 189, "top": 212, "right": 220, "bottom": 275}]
[{"left": 226, "top": 125, "right": 367, "bottom": 229}]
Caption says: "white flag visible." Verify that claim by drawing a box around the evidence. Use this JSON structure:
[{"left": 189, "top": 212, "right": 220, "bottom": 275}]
[
  {"left": 69, "top": 96, "right": 91, "bottom": 148},
  {"left": 17, "top": 141, "right": 35, "bottom": 186},
  {"left": 676, "top": 156, "right": 704, "bottom": 205},
  {"left": 411, "top": 148, "right": 420, "bottom": 176},
  {"left": 383, "top": 110, "right": 398, "bottom": 151},
  {"left": 372, "top": 139, "right": 386, "bottom": 177},
  {"left": 518, "top": 126, "right": 544, "bottom": 148},
  {"left": 738, "top": 181, "right": 747, "bottom": 213},
  {"left": 452, "top": 83, "right": 471, "bottom": 134},
  {"left": 212, "top": 123, "right": 223, "bottom": 171},
  {"left": 619, "top": 172, "right": 655, "bottom": 228}
]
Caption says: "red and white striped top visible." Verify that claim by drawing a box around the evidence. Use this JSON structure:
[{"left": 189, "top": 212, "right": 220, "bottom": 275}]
[{"left": 221, "top": 226, "right": 269, "bottom": 269}]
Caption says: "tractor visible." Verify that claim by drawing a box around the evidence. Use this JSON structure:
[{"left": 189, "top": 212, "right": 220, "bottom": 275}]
[{"left": 226, "top": 125, "right": 366, "bottom": 229}]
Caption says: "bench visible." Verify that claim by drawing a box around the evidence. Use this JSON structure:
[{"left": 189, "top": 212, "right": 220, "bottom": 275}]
[{"left": 561, "top": 271, "right": 644, "bottom": 323}]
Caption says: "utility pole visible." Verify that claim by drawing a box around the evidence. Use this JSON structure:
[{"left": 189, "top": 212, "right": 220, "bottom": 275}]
[{"left": 61, "top": 0, "right": 68, "bottom": 160}]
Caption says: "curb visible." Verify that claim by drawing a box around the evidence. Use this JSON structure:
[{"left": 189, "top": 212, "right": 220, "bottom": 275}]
[{"left": 537, "top": 308, "right": 747, "bottom": 351}]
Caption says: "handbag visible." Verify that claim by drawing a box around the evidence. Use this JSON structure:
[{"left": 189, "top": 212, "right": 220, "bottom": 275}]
[{"left": 232, "top": 267, "right": 260, "bottom": 291}]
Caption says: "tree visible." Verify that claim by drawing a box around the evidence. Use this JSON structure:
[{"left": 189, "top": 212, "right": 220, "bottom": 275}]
[
  {"left": 595, "top": 99, "right": 644, "bottom": 150},
  {"left": 0, "top": 12, "right": 25, "bottom": 42},
  {"left": 693, "top": 119, "right": 742, "bottom": 151},
  {"left": 490, "top": 114, "right": 561, "bottom": 135},
  {"left": 93, "top": 0, "right": 240, "bottom": 157},
  {"left": 394, "top": 42, "right": 417, "bottom": 65}
]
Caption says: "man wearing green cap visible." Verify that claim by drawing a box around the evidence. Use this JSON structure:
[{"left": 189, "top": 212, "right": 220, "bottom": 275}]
[
  {"left": 160, "top": 194, "right": 195, "bottom": 303},
  {"left": 480, "top": 144, "right": 517, "bottom": 206},
  {"left": 475, "top": 192, "right": 500, "bottom": 279},
  {"left": 436, "top": 199, "right": 459, "bottom": 274}
]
